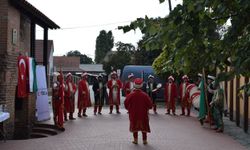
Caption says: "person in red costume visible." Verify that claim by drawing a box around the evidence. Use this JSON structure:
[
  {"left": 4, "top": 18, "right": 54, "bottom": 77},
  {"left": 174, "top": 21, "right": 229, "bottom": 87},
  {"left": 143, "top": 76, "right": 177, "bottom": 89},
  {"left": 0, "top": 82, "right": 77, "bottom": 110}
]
[
  {"left": 125, "top": 78, "right": 153, "bottom": 145},
  {"left": 165, "top": 76, "right": 178, "bottom": 115},
  {"left": 52, "top": 72, "right": 65, "bottom": 131},
  {"left": 124, "top": 73, "right": 135, "bottom": 97},
  {"left": 179, "top": 75, "right": 191, "bottom": 116},
  {"left": 107, "top": 71, "right": 122, "bottom": 114},
  {"left": 78, "top": 72, "right": 91, "bottom": 117},
  {"left": 64, "top": 73, "right": 77, "bottom": 120}
]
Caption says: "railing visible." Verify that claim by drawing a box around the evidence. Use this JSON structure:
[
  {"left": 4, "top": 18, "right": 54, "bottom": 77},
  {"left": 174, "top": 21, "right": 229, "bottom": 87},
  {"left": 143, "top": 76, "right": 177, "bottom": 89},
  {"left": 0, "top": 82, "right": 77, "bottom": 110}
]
[
  {"left": 71, "top": 75, "right": 81, "bottom": 85},
  {"left": 0, "top": 103, "right": 9, "bottom": 142},
  {"left": 0, "top": 104, "right": 6, "bottom": 112},
  {"left": 49, "top": 74, "right": 81, "bottom": 88}
]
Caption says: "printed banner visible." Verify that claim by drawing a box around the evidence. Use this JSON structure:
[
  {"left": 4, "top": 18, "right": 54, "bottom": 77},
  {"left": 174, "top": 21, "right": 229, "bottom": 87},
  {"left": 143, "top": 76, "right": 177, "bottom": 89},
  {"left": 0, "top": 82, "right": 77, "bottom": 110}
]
[
  {"left": 29, "top": 57, "right": 34, "bottom": 92},
  {"left": 36, "top": 65, "right": 50, "bottom": 121}
]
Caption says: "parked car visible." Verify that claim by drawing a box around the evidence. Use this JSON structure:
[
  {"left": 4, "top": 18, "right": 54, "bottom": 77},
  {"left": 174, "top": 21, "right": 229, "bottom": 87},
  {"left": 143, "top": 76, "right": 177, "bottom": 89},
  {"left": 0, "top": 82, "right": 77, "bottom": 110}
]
[{"left": 121, "top": 65, "right": 165, "bottom": 101}]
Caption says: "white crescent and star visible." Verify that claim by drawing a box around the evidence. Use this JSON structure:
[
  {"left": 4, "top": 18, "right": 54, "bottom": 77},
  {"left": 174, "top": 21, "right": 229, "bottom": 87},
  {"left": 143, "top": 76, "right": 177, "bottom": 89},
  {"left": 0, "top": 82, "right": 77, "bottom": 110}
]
[{"left": 19, "top": 58, "right": 26, "bottom": 80}]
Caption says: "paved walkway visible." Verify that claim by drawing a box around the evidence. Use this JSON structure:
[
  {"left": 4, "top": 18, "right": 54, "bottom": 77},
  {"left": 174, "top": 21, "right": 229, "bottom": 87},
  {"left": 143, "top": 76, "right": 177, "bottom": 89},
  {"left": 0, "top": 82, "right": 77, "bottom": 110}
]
[
  {"left": 0, "top": 107, "right": 248, "bottom": 150},
  {"left": 223, "top": 117, "right": 250, "bottom": 148}
]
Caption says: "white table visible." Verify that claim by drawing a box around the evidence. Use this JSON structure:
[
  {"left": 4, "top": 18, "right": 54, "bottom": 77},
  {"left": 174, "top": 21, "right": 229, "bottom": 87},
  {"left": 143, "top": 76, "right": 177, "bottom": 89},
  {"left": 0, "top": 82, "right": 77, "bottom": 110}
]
[
  {"left": 0, "top": 112, "right": 10, "bottom": 142},
  {"left": 0, "top": 112, "right": 10, "bottom": 122}
]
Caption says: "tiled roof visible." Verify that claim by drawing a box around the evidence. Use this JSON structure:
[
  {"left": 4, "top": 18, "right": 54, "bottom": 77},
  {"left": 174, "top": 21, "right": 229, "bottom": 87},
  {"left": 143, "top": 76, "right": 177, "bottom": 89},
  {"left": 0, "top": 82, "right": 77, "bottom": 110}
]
[
  {"left": 55, "top": 67, "right": 83, "bottom": 72},
  {"left": 79, "top": 64, "right": 104, "bottom": 72},
  {"left": 10, "top": 0, "right": 60, "bottom": 29},
  {"left": 54, "top": 56, "right": 80, "bottom": 68},
  {"left": 35, "top": 40, "right": 53, "bottom": 63},
  {"left": 54, "top": 57, "right": 104, "bottom": 73}
]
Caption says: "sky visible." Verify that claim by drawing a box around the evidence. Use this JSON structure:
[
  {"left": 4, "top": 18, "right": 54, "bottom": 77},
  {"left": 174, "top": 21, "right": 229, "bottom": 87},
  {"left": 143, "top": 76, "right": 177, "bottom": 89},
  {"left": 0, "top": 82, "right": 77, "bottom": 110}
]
[{"left": 27, "top": 0, "right": 182, "bottom": 60}]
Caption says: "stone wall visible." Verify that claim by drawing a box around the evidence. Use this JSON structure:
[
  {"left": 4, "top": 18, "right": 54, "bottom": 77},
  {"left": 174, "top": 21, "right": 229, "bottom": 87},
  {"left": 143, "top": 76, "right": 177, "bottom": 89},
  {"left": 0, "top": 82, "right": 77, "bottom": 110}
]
[
  {"left": 0, "top": 0, "right": 16, "bottom": 139},
  {"left": 0, "top": 0, "right": 36, "bottom": 139}
]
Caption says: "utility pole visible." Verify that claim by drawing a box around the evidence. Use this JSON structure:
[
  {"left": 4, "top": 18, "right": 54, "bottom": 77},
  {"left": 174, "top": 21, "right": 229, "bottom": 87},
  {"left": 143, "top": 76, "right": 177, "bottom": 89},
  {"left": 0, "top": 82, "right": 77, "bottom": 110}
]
[{"left": 168, "top": 0, "right": 172, "bottom": 12}]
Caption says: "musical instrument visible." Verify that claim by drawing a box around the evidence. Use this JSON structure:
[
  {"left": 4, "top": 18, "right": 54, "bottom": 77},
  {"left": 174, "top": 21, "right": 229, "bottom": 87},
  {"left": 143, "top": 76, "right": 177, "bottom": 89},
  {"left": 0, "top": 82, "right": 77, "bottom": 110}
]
[{"left": 185, "top": 84, "right": 201, "bottom": 109}]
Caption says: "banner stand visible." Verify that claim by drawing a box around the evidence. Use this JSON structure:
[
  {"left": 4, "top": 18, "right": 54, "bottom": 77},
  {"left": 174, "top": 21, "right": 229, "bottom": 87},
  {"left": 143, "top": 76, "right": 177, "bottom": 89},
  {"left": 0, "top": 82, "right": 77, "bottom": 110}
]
[{"left": 36, "top": 65, "right": 50, "bottom": 121}]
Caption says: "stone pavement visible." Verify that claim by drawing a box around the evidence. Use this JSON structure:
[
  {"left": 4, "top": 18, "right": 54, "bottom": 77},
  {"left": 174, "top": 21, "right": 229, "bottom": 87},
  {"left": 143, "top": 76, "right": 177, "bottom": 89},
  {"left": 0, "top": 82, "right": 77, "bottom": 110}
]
[
  {"left": 190, "top": 107, "right": 250, "bottom": 149},
  {"left": 0, "top": 107, "right": 248, "bottom": 150},
  {"left": 223, "top": 117, "right": 250, "bottom": 148}
]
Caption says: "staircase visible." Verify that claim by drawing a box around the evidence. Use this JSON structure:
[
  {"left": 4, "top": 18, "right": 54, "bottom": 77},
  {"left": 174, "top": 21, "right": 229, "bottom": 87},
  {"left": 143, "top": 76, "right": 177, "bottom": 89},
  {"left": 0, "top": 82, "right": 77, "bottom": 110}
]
[{"left": 30, "top": 123, "right": 62, "bottom": 139}]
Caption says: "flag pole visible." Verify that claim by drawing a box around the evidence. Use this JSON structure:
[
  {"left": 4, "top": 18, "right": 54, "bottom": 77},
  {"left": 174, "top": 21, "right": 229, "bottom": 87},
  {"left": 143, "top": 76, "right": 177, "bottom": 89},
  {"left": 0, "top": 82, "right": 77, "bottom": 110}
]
[
  {"left": 202, "top": 68, "right": 211, "bottom": 128},
  {"left": 168, "top": 0, "right": 172, "bottom": 12}
]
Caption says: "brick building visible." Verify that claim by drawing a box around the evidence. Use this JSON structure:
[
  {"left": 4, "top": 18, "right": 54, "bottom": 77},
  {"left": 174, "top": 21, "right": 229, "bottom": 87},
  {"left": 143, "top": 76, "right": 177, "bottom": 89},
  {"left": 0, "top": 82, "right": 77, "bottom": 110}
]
[
  {"left": 0, "top": 0, "right": 59, "bottom": 139},
  {"left": 53, "top": 56, "right": 105, "bottom": 85},
  {"left": 79, "top": 64, "right": 105, "bottom": 75},
  {"left": 36, "top": 40, "right": 54, "bottom": 88},
  {"left": 35, "top": 40, "right": 54, "bottom": 77},
  {"left": 54, "top": 56, "right": 82, "bottom": 74}
]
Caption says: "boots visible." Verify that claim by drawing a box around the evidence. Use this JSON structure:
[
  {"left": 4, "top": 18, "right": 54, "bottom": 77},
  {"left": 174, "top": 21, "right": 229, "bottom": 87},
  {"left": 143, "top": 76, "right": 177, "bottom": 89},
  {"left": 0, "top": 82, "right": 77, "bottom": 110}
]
[
  {"left": 166, "top": 110, "right": 170, "bottom": 115},
  {"left": 180, "top": 108, "right": 185, "bottom": 115},
  {"left": 64, "top": 113, "right": 68, "bottom": 121},
  {"left": 187, "top": 109, "right": 190, "bottom": 116},
  {"left": 69, "top": 113, "right": 76, "bottom": 120}
]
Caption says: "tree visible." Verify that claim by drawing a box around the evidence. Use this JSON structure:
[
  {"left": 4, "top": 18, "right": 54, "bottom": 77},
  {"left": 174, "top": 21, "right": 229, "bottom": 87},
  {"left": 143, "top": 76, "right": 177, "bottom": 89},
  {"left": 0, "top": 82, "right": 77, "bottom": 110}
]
[
  {"left": 80, "top": 54, "right": 94, "bottom": 64},
  {"left": 115, "top": 41, "right": 136, "bottom": 52},
  {"left": 103, "top": 41, "right": 135, "bottom": 74},
  {"left": 95, "top": 30, "right": 114, "bottom": 63},
  {"left": 66, "top": 50, "right": 93, "bottom": 64},
  {"left": 119, "top": 0, "right": 250, "bottom": 94},
  {"left": 133, "top": 35, "right": 162, "bottom": 65}
]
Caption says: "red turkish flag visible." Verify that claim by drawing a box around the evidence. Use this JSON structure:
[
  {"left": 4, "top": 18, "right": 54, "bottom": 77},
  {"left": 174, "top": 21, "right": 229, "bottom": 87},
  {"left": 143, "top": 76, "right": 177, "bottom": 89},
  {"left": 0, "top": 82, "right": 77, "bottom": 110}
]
[{"left": 17, "top": 55, "right": 29, "bottom": 98}]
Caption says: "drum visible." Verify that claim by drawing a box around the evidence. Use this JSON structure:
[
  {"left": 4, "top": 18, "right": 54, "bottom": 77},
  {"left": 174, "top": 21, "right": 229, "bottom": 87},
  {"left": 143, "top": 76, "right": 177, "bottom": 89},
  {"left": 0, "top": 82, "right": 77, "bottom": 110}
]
[{"left": 186, "top": 84, "right": 200, "bottom": 109}]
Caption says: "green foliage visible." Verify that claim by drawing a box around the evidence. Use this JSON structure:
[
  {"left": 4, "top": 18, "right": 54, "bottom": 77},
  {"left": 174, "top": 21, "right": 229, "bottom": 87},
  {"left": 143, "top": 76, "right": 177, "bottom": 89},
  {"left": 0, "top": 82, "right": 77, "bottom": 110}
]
[
  {"left": 119, "top": 0, "right": 250, "bottom": 95},
  {"left": 81, "top": 54, "right": 94, "bottom": 64},
  {"left": 103, "top": 42, "right": 135, "bottom": 74},
  {"left": 66, "top": 50, "right": 93, "bottom": 64},
  {"left": 159, "top": 0, "right": 165, "bottom": 3},
  {"left": 95, "top": 30, "right": 114, "bottom": 63},
  {"left": 152, "top": 50, "right": 168, "bottom": 77},
  {"left": 115, "top": 41, "right": 135, "bottom": 52},
  {"left": 133, "top": 35, "right": 162, "bottom": 65},
  {"left": 243, "top": 83, "right": 250, "bottom": 96},
  {"left": 102, "top": 39, "right": 162, "bottom": 74}
]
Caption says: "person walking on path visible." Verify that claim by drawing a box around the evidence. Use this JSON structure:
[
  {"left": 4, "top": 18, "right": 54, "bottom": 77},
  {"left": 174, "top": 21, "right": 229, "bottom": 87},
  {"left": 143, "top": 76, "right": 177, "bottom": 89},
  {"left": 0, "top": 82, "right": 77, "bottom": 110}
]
[
  {"left": 179, "top": 75, "right": 191, "bottom": 116},
  {"left": 144, "top": 75, "right": 159, "bottom": 114},
  {"left": 205, "top": 75, "right": 216, "bottom": 124},
  {"left": 52, "top": 72, "right": 65, "bottom": 131},
  {"left": 165, "top": 76, "right": 178, "bottom": 115},
  {"left": 124, "top": 78, "right": 153, "bottom": 145},
  {"left": 107, "top": 71, "right": 122, "bottom": 114},
  {"left": 64, "top": 72, "right": 77, "bottom": 121},
  {"left": 124, "top": 73, "right": 135, "bottom": 97},
  {"left": 78, "top": 72, "right": 91, "bottom": 117},
  {"left": 210, "top": 81, "right": 224, "bottom": 133},
  {"left": 92, "top": 74, "right": 107, "bottom": 115}
]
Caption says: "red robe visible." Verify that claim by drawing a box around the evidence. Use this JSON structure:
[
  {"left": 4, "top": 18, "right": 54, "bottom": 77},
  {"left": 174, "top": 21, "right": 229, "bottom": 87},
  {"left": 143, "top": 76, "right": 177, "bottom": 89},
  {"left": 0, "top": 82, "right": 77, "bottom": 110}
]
[
  {"left": 52, "top": 81, "right": 64, "bottom": 128},
  {"left": 124, "top": 89, "right": 153, "bottom": 132},
  {"left": 107, "top": 79, "right": 122, "bottom": 105},
  {"left": 124, "top": 81, "right": 134, "bottom": 97},
  {"left": 179, "top": 82, "right": 190, "bottom": 103},
  {"left": 164, "top": 83, "right": 178, "bottom": 110},
  {"left": 78, "top": 79, "right": 91, "bottom": 109},
  {"left": 65, "top": 80, "right": 76, "bottom": 113},
  {"left": 17, "top": 55, "right": 29, "bottom": 98}
]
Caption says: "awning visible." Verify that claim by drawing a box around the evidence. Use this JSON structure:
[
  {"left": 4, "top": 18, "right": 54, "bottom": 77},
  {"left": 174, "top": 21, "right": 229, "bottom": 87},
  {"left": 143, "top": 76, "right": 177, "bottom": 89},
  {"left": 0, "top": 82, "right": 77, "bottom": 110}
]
[{"left": 10, "top": 0, "right": 60, "bottom": 29}]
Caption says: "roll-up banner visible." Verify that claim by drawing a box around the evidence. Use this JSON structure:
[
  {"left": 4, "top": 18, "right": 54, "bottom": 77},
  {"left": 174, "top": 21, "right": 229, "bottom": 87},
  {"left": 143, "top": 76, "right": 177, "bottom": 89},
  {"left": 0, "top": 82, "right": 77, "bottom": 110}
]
[{"left": 36, "top": 65, "right": 50, "bottom": 121}]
